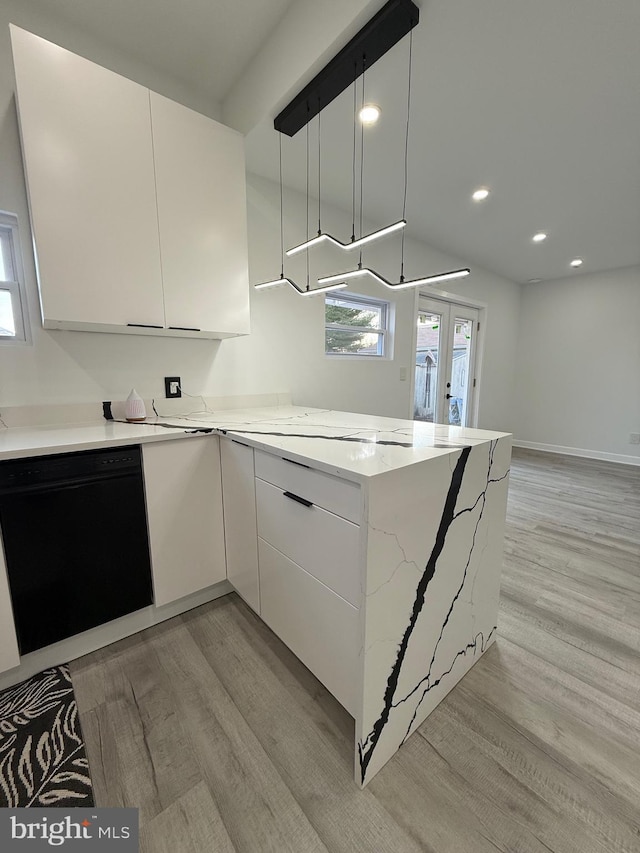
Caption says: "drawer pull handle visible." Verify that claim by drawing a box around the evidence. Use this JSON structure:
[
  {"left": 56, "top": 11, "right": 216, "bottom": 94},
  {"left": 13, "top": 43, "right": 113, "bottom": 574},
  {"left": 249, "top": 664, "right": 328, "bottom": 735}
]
[
  {"left": 127, "top": 323, "right": 163, "bottom": 329},
  {"left": 283, "top": 457, "right": 310, "bottom": 469},
  {"left": 283, "top": 491, "right": 313, "bottom": 508}
]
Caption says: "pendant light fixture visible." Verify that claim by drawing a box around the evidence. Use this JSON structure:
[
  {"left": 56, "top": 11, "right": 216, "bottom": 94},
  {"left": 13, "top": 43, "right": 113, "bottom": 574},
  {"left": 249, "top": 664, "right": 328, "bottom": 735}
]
[
  {"left": 286, "top": 77, "right": 406, "bottom": 258},
  {"left": 254, "top": 134, "right": 346, "bottom": 295},
  {"left": 319, "top": 30, "right": 470, "bottom": 291},
  {"left": 318, "top": 267, "right": 470, "bottom": 289}
]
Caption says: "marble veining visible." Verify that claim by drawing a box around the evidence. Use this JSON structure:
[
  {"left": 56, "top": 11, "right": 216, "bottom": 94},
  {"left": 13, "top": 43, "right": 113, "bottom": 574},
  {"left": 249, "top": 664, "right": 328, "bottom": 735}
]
[
  {"left": 357, "top": 446, "right": 473, "bottom": 781},
  {"left": 358, "top": 437, "right": 511, "bottom": 785}
]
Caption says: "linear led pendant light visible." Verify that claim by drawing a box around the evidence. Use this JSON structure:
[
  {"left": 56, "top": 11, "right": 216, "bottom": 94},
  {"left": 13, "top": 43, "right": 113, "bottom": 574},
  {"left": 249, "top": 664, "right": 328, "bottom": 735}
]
[
  {"left": 318, "top": 267, "right": 471, "bottom": 289},
  {"left": 285, "top": 90, "right": 405, "bottom": 258},
  {"left": 278, "top": 0, "right": 416, "bottom": 259},
  {"left": 254, "top": 135, "right": 347, "bottom": 295},
  {"left": 319, "top": 27, "right": 470, "bottom": 291},
  {"left": 285, "top": 99, "right": 404, "bottom": 256},
  {"left": 285, "top": 220, "right": 406, "bottom": 256}
]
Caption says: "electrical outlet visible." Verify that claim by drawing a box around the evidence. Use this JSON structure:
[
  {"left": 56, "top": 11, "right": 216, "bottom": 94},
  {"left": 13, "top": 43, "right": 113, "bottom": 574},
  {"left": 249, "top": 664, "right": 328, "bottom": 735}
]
[
  {"left": 630, "top": 432, "right": 640, "bottom": 445},
  {"left": 164, "top": 376, "right": 182, "bottom": 399}
]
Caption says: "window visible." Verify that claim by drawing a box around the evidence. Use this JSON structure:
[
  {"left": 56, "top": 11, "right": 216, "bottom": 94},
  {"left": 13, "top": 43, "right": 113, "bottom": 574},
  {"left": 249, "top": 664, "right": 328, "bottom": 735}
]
[
  {"left": 325, "top": 293, "right": 389, "bottom": 357},
  {"left": 0, "top": 213, "right": 29, "bottom": 343}
]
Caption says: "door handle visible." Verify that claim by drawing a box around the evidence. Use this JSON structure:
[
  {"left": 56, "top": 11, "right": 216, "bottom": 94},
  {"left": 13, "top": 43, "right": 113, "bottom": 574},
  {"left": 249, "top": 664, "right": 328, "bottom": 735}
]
[{"left": 446, "top": 393, "right": 453, "bottom": 399}]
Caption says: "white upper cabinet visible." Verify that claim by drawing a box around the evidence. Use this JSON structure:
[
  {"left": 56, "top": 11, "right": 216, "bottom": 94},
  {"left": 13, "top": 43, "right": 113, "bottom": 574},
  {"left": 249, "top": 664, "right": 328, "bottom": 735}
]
[
  {"left": 10, "top": 25, "right": 165, "bottom": 330},
  {"left": 10, "top": 25, "right": 250, "bottom": 339},
  {"left": 150, "top": 93, "right": 250, "bottom": 336}
]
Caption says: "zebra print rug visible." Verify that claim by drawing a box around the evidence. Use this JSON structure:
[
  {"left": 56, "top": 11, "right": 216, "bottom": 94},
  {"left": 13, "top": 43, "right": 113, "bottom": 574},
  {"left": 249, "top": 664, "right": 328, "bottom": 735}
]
[{"left": 0, "top": 664, "right": 94, "bottom": 808}]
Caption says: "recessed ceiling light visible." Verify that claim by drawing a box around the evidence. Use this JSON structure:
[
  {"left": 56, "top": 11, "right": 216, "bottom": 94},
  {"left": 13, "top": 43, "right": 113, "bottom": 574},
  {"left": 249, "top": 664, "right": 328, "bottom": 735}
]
[
  {"left": 472, "top": 187, "right": 490, "bottom": 202},
  {"left": 532, "top": 232, "right": 547, "bottom": 243},
  {"left": 359, "top": 104, "right": 380, "bottom": 125},
  {"left": 570, "top": 258, "right": 583, "bottom": 268},
  {"left": 528, "top": 278, "right": 542, "bottom": 283}
]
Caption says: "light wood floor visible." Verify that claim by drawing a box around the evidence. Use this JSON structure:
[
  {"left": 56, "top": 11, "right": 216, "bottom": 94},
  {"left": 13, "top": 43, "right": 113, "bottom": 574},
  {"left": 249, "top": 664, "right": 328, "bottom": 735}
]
[{"left": 71, "top": 449, "right": 640, "bottom": 853}]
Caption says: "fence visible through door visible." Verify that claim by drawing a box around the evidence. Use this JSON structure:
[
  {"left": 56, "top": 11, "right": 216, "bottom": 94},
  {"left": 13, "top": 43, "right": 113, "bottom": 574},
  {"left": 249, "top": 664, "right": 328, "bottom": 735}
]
[{"left": 414, "top": 297, "right": 479, "bottom": 428}]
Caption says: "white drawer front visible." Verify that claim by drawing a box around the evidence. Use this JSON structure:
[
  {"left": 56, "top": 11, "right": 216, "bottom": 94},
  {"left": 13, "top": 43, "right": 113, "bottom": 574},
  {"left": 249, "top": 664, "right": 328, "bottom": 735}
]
[
  {"left": 256, "top": 478, "right": 361, "bottom": 608},
  {"left": 258, "top": 538, "right": 358, "bottom": 716},
  {"left": 254, "top": 449, "right": 360, "bottom": 523}
]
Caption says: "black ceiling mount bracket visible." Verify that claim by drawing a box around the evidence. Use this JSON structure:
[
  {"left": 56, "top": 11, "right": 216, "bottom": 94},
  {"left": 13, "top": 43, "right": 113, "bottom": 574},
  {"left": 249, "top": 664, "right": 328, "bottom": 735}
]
[{"left": 274, "top": 0, "right": 419, "bottom": 137}]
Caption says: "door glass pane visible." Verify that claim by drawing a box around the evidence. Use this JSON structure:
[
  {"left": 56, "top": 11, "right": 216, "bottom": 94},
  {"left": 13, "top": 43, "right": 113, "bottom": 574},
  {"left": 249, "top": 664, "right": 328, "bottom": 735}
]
[
  {"left": 0, "top": 229, "right": 14, "bottom": 282},
  {"left": 414, "top": 311, "right": 441, "bottom": 422},
  {"left": 448, "top": 318, "right": 473, "bottom": 426},
  {"left": 0, "top": 290, "right": 16, "bottom": 336}
]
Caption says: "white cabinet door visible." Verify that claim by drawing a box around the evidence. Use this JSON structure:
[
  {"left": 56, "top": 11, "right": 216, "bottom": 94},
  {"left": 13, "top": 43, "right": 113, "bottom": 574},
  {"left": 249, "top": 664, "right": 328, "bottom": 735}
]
[
  {"left": 10, "top": 26, "right": 165, "bottom": 330},
  {"left": 0, "top": 539, "right": 20, "bottom": 674},
  {"left": 220, "top": 439, "right": 260, "bottom": 613},
  {"left": 259, "top": 539, "right": 358, "bottom": 715},
  {"left": 150, "top": 92, "right": 250, "bottom": 337},
  {"left": 143, "top": 438, "right": 226, "bottom": 607}
]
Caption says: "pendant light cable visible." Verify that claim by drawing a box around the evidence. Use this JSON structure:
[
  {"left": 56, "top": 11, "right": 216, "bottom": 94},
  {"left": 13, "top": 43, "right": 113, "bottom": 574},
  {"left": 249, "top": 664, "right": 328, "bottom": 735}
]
[
  {"left": 306, "top": 107, "right": 310, "bottom": 292},
  {"left": 351, "top": 66, "right": 357, "bottom": 243},
  {"left": 358, "top": 57, "right": 366, "bottom": 268},
  {"left": 317, "top": 99, "right": 322, "bottom": 234},
  {"left": 279, "top": 133, "right": 284, "bottom": 277},
  {"left": 400, "top": 29, "right": 413, "bottom": 282}
]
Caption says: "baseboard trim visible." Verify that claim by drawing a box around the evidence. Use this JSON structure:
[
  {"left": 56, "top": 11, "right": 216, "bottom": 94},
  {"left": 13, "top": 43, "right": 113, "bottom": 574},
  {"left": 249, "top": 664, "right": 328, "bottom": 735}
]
[
  {"left": 512, "top": 440, "right": 640, "bottom": 467},
  {"left": 0, "top": 580, "right": 233, "bottom": 692}
]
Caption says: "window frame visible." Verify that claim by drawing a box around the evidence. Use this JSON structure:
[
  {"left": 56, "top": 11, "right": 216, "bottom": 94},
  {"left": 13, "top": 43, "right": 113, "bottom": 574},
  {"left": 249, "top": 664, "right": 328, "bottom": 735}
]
[
  {"left": 324, "top": 291, "right": 390, "bottom": 358},
  {"left": 0, "top": 212, "right": 30, "bottom": 345}
]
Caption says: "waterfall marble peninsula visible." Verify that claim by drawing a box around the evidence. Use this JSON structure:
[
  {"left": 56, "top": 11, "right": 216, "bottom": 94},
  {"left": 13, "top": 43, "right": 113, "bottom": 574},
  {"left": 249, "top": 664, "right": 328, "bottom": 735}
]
[{"left": 155, "top": 406, "right": 512, "bottom": 786}]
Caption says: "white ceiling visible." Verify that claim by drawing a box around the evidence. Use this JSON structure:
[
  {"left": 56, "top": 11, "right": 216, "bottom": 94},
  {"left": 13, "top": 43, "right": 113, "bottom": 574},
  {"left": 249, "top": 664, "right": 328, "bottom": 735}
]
[
  {"left": 245, "top": 0, "right": 640, "bottom": 284},
  {"left": 23, "top": 0, "right": 640, "bottom": 284},
  {"left": 22, "top": 0, "right": 296, "bottom": 104}
]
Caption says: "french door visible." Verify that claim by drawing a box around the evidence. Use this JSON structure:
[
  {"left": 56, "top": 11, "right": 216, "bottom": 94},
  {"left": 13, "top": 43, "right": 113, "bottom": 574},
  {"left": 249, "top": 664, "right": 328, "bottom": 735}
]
[{"left": 413, "top": 296, "right": 480, "bottom": 427}]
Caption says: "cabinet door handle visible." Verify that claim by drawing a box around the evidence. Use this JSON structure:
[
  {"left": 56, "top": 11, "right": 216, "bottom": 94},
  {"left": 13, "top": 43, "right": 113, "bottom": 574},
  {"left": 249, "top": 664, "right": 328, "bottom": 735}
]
[
  {"left": 127, "top": 323, "right": 163, "bottom": 329},
  {"left": 283, "top": 491, "right": 313, "bottom": 508},
  {"left": 168, "top": 326, "right": 201, "bottom": 332}
]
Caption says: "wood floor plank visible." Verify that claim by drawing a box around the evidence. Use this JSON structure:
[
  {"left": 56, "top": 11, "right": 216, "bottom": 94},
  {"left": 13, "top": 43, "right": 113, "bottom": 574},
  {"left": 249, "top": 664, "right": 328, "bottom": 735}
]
[
  {"left": 422, "top": 686, "right": 640, "bottom": 853},
  {"left": 147, "top": 619, "right": 330, "bottom": 853},
  {"left": 70, "top": 448, "right": 640, "bottom": 853},
  {"left": 185, "top": 597, "right": 427, "bottom": 853},
  {"left": 139, "top": 781, "right": 236, "bottom": 853}
]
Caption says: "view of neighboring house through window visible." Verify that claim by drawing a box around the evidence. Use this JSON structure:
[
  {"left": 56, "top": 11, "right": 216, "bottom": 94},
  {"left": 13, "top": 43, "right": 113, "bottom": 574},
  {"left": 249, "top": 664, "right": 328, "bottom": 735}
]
[
  {"left": 0, "top": 213, "right": 29, "bottom": 342},
  {"left": 325, "top": 293, "right": 389, "bottom": 356}
]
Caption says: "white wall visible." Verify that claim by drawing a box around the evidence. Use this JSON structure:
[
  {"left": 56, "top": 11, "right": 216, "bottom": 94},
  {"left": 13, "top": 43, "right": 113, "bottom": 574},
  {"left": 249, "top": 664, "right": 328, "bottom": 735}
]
[{"left": 514, "top": 266, "right": 640, "bottom": 462}]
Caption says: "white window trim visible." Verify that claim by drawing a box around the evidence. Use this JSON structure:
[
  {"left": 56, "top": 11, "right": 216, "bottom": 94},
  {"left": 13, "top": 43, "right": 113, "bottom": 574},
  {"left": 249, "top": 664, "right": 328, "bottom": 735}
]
[
  {"left": 325, "top": 292, "right": 391, "bottom": 359},
  {"left": 0, "top": 211, "right": 31, "bottom": 345}
]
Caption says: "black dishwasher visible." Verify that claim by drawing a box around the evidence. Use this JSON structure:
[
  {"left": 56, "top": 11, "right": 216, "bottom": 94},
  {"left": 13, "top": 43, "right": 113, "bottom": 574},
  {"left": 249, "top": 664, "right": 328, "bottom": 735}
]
[{"left": 0, "top": 445, "right": 153, "bottom": 654}]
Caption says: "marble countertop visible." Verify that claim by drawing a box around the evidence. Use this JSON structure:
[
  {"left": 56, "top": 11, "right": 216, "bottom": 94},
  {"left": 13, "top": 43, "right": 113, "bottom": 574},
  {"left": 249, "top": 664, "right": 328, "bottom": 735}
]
[{"left": 0, "top": 406, "right": 510, "bottom": 481}]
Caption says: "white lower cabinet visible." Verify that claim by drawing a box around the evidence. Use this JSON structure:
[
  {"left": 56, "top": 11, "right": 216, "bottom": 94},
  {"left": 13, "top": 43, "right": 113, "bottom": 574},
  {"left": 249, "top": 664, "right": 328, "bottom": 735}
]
[
  {"left": 255, "top": 477, "right": 360, "bottom": 607},
  {"left": 0, "top": 541, "right": 20, "bottom": 674},
  {"left": 143, "top": 437, "right": 226, "bottom": 607},
  {"left": 249, "top": 449, "right": 362, "bottom": 715},
  {"left": 258, "top": 538, "right": 358, "bottom": 715},
  {"left": 220, "top": 438, "right": 260, "bottom": 613}
]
